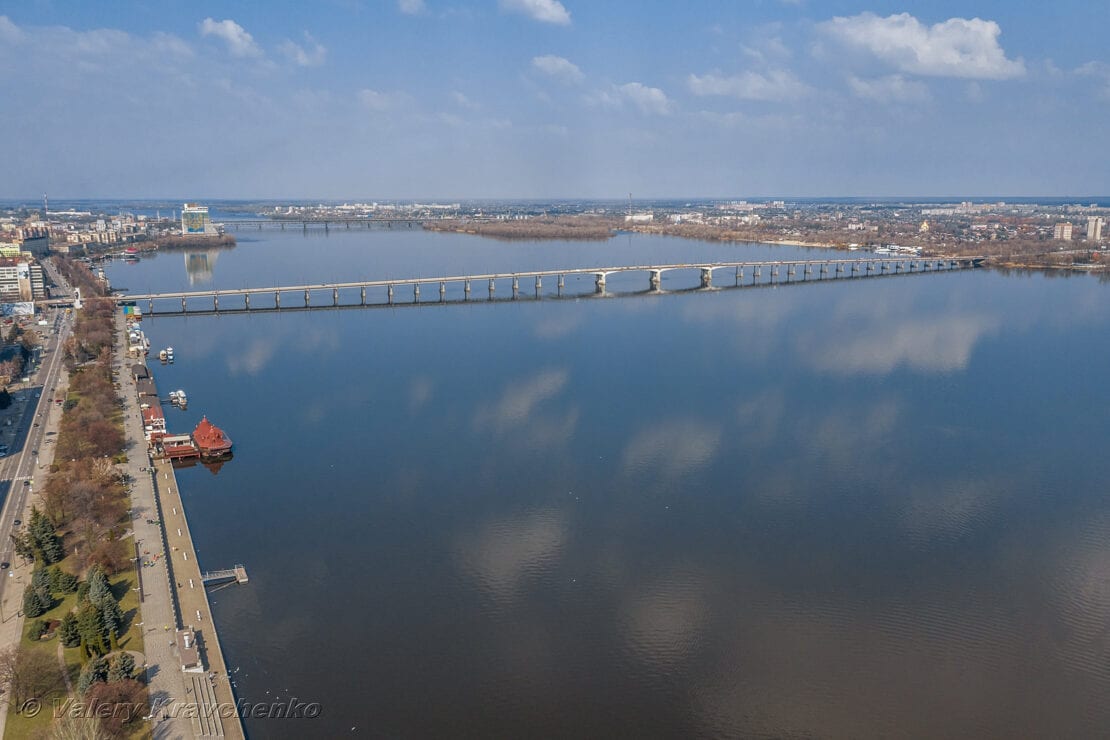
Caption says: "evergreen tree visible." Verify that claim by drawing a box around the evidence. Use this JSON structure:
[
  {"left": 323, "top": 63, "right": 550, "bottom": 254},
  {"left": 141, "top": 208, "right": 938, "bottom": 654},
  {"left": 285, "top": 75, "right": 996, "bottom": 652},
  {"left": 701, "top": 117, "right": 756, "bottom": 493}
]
[
  {"left": 28, "top": 507, "right": 63, "bottom": 565},
  {"left": 76, "top": 657, "right": 108, "bottom": 695},
  {"left": 107, "top": 652, "right": 135, "bottom": 682},
  {"left": 59, "top": 612, "right": 81, "bottom": 648},
  {"left": 76, "top": 581, "right": 89, "bottom": 603},
  {"left": 101, "top": 599, "right": 124, "bottom": 643},
  {"left": 76, "top": 602, "right": 108, "bottom": 656},
  {"left": 30, "top": 567, "right": 53, "bottom": 612},
  {"left": 0, "top": 388, "right": 10, "bottom": 410},
  {"left": 22, "top": 585, "right": 46, "bottom": 618},
  {"left": 49, "top": 566, "right": 79, "bottom": 594},
  {"left": 86, "top": 566, "right": 111, "bottom": 607},
  {"left": 10, "top": 531, "right": 35, "bottom": 562}
]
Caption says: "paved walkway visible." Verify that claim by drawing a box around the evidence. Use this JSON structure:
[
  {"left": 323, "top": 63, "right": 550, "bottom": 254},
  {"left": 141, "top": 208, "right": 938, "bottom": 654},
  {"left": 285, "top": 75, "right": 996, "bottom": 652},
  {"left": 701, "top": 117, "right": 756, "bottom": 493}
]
[
  {"left": 115, "top": 313, "right": 244, "bottom": 739},
  {"left": 114, "top": 313, "right": 197, "bottom": 740}
]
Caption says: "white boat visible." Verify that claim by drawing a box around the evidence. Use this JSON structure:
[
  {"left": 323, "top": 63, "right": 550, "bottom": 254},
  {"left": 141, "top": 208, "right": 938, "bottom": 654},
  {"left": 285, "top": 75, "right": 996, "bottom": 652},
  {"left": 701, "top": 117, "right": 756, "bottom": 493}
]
[{"left": 158, "top": 349, "right": 168, "bottom": 362}]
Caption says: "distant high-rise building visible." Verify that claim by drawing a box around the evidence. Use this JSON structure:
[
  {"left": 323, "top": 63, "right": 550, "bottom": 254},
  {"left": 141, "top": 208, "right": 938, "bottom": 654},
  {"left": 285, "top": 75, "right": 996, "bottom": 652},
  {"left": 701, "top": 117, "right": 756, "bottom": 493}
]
[
  {"left": 1087, "top": 216, "right": 1104, "bottom": 241},
  {"left": 1053, "top": 222, "right": 1073, "bottom": 241},
  {"left": 181, "top": 203, "right": 217, "bottom": 236}
]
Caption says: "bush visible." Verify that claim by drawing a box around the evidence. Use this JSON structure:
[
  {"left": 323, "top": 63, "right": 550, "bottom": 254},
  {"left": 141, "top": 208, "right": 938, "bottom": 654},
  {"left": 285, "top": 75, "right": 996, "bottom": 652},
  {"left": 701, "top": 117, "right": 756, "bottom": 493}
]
[{"left": 28, "top": 619, "right": 49, "bottom": 641}]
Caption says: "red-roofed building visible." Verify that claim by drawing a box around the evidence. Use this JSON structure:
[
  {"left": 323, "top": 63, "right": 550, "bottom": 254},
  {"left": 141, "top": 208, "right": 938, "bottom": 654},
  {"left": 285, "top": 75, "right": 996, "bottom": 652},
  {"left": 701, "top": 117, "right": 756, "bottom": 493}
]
[
  {"left": 194, "top": 417, "right": 232, "bottom": 458},
  {"left": 142, "top": 404, "right": 166, "bottom": 443}
]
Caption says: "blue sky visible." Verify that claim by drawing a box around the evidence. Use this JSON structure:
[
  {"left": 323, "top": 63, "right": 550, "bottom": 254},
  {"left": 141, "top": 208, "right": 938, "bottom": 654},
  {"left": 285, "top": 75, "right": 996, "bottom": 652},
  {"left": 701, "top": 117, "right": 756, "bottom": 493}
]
[{"left": 1, "top": 1, "right": 1107, "bottom": 199}]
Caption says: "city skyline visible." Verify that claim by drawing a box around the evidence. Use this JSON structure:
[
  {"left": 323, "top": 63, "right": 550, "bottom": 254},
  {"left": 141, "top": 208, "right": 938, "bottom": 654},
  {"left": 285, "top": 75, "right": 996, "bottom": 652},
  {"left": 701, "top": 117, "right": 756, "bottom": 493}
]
[{"left": 1, "top": 1, "right": 1108, "bottom": 199}]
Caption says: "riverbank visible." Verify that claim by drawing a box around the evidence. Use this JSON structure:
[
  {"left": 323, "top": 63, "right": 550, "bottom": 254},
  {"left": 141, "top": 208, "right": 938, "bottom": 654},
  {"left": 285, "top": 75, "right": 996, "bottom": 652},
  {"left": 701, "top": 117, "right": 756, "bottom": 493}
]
[{"left": 114, "top": 310, "right": 244, "bottom": 739}]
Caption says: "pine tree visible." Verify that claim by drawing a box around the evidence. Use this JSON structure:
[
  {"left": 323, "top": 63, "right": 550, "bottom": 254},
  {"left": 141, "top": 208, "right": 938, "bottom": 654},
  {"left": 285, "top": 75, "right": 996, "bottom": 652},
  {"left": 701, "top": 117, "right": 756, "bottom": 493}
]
[
  {"left": 77, "top": 602, "right": 108, "bottom": 656},
  {"left": 76, "top": 657, "right": 108, "bottom": 695},
  {"left": 49, "top": 566, "right": 79, "bottom": 594},
  {"left": 87, "top": 566, "right": 111, "bottom": 607},
  {"left": 107, "top": 652, "right": 135, "bottom": 682},
  {"left": 22, "top": 585, "right": 46, "bottom": 618},
  {"left": 59, "top": 612, "right": 81, "bottom": 648}
]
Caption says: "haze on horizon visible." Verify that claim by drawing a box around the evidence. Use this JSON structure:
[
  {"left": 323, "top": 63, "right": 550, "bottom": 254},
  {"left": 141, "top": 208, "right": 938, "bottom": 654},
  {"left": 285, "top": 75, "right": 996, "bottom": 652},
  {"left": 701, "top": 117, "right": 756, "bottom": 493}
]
[{"left": 1, "top": 1, "right": 1107, "bottom": 200}]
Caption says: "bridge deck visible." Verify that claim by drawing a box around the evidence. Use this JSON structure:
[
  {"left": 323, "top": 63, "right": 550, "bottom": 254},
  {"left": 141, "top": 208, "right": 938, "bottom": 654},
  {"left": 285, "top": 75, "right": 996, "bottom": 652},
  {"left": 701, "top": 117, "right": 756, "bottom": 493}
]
[{"left": 121, "top": 257, "right": 982, "bottom": 301}]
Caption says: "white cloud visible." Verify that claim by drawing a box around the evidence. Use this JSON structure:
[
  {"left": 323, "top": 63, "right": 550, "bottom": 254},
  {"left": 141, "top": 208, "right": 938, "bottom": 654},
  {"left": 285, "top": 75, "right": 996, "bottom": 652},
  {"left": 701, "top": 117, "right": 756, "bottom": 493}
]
[
  {"left": 398, "top": 0, "right": 427, "bottom": 14},
  {"left": 820, "top": 12, "right": 1025, "bottom": 80},
  {"left": 451, "top": 90, "right": 479, "bottom": 109},
  {"left": 1076, "top": 61, "right": 1110, "bottom": 101},
  {"left": 613, "top": 82, "right": 672, "bottom": 115},
  {"left": 357, "top": 88, "right": 404, "bottom": 111},
  {"left": 531, "top": 54, "right": 583, "bottom": 84},
  {"left": 687, "top": 69, "right": 808, "bottom": 102},
  {"left": 848, "top": 74, "right": 930, "bottom": 103},
  {"left": 499, "top": 0, "right": 571, "bottom": 26},
  {"left": 0, "top": 15, "right": 25, "bottom": 43},
  {"left": 279, "top": 32, "right": 326, "bottom": 67},
  {"left": 199, "top": 17, "right": 262, "bottom": 59}
]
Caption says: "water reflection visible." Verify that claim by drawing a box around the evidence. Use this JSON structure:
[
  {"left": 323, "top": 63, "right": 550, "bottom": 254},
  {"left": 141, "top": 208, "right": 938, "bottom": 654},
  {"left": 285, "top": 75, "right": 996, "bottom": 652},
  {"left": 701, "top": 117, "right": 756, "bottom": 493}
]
[
  {"left": 106, "top": 235, "right": 1110, "bottom": 738},
  {"left": 184, "top": 249, "right": 220, "bottom": 285}
]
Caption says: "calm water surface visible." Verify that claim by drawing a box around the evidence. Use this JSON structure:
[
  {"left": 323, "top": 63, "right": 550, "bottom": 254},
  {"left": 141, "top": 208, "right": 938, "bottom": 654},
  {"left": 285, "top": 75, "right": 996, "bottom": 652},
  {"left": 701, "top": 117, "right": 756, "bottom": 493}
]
[{"left": 106, "top": 231, "right": 1110, "bottom": 738}]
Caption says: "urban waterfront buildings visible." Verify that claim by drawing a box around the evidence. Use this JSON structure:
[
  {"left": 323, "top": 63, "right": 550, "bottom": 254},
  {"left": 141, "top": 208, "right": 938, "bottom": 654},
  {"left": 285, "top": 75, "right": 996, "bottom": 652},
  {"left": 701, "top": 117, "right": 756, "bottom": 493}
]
[
  {"left": 1054, "top": 222, "right": 1073, "bottom": 240},
  {"left": 1088, "top": 216, "right": 1104, "bottom": 242}
]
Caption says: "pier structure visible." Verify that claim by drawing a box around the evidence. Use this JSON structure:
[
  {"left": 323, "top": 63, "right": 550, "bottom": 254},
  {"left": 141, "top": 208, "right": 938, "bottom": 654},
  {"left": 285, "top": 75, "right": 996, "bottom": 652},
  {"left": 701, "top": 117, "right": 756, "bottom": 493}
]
[{"left": 121, "top": 256, "right": 985, "bottom": 316}]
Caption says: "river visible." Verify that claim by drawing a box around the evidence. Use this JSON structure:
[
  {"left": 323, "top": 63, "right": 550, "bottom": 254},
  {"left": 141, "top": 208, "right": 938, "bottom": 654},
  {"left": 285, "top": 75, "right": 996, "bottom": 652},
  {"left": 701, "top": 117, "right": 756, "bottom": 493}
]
[{"left": 105, "top": 228, "right": 1110, "bottom": 738}]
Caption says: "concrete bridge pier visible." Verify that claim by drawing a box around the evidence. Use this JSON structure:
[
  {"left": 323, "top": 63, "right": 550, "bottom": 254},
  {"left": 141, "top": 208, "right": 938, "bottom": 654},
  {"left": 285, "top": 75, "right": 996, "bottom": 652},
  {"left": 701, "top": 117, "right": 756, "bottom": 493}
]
[
  {"left": 149, "top": 298, "right": 154, "bottom": 314},
  {"left": 439, "top": 282, "right": 446, "bottom": 302},
  {"left": 413, "top": 283, "right": 421, "bottom": 301},
  {"left": 754, "top": 266, "right": 761, "bottom": 280},
  {"left": 464, "top": 279, "right": 471, "bottom": 299},
  {"left": 333, "top": 288, "right": 339, "bottom": 306},
  {"left": 820, "top": 263, "right": 829, "bottom": 277},
  {"left": 734, "top": 266, "right": 743, "bottom": 285},
  {"left": 771, "top": 266, "right": 779, "bottom": 282},
  {"left": 181, "top": 297, "right": 187, "bottom": 312},
  {"left": 787, "top": 265, "right": 796, "bottom": 280},
  {"left": 557, "top": 275, "right": 565, "bottom": 295},
  {"left": 805, "top": 264, "right": 814, "bottom": 279},
  {"left": 387, "top": 284, "right": 394, "bottom": 304},
  {"left": 360, "top": 286, "right": 366, "bottom": 305},
  {"left": 595, "top": 273, "right": 607, "bottom": 293},
  {"left": 700, "top": 268, "right": 712, "bottom": 288},
  {"left": 304, "top": 289, "right": 311, "bottom": 307},
  {"left": 244, "top": 294, "right": 250, "bottom": 310},
  {"left": 275, "top": 291, "right": 281, "bottom": 308},
  {"left": 650, "top": 270, "right": 662, "bottom": 290},
  {"left": 512, "top": 276, "right": 519, "bottom": 298},
  {"left": 488, "top": 278, "right": 496, "bottom": 298},
  {"left": 280, "top": 222, "right": 284, "bottom": 231},
  {"left": 866, "top": 262, "right": 874, "bottom": 274},
  {"left": 851, "top": 263, "right": 859, "bottom": 276},
  {"left": 535, "top": 276, "right": 542, "bottom": 296}
]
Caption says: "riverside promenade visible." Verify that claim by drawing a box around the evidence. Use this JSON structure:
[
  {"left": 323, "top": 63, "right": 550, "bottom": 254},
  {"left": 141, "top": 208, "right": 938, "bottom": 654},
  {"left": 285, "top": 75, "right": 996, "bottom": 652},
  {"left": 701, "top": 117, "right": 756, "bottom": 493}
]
[{"left": 115, "top": 314, "right": 243, "bottom": 739}]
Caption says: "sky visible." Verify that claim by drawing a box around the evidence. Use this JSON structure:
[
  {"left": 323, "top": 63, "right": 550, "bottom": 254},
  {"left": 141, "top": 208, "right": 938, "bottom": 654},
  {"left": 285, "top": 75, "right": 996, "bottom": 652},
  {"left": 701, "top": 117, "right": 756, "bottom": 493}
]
[{"left": 1, "top": 1, "right": 1107, "bottom": 199}]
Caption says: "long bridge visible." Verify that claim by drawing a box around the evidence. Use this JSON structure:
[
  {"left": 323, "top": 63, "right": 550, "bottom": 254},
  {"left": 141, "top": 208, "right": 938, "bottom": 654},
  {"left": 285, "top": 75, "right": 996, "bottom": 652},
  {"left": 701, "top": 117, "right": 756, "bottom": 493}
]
[
  {"left": 221, "top": 217, "right": 447, "bottom": 231},
  {"left": 119, "top": 256, "right": 984, "bottom": 315}
]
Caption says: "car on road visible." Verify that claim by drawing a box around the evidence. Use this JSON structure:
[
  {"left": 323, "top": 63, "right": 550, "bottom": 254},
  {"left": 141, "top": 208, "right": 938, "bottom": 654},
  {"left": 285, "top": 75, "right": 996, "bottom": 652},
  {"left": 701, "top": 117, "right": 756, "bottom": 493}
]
[
  {"left": 13, "top": 519, "right": 20, "bottom": 526},
  {"left": 0, "top": 563, "right": 8, "bottom": 570}
]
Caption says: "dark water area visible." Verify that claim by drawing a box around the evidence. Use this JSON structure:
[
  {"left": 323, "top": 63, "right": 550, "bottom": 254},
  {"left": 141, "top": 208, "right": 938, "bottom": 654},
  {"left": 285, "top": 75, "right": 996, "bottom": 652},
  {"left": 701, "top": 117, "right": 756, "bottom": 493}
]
[{"left": 106, "top": 231, "right": 1110, "bottom": 738}]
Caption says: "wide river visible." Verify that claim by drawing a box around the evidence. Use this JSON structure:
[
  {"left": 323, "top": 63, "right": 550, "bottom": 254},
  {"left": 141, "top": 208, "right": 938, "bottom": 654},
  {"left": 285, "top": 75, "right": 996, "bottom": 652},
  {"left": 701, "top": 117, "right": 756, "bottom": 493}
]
[{"left": 105, "top": 229, "right": 1110, "bottom": 738}]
